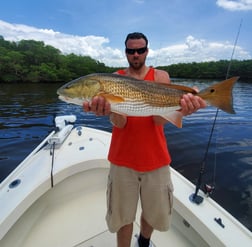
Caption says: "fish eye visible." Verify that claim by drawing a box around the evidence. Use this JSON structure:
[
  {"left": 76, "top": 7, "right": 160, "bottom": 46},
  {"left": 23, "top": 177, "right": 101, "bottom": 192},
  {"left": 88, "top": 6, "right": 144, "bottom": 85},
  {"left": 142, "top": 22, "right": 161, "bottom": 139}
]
[{"left": 210, "top": 89, "right": 215, "bottom": 93}]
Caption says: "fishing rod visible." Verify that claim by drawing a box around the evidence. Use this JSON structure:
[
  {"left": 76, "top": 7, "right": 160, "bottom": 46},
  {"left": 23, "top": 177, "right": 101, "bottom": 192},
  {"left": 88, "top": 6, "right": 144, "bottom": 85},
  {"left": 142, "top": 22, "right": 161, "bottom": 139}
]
[{"left": 190, "top": 19, "right": 243, "bottom": 204}]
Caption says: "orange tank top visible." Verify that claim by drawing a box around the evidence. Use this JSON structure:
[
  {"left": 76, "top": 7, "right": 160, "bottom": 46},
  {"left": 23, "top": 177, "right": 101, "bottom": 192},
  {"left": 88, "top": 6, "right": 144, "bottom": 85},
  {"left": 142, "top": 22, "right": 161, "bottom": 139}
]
[{"left": 108, "top": 67, "right": 171, "bottom": 172}]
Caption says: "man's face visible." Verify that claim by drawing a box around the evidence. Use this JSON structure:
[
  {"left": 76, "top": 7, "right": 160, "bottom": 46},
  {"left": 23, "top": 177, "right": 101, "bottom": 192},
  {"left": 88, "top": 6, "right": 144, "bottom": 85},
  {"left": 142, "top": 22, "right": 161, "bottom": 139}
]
[{"left": 125, "top": 38, "right": 148, "bottom": 70}]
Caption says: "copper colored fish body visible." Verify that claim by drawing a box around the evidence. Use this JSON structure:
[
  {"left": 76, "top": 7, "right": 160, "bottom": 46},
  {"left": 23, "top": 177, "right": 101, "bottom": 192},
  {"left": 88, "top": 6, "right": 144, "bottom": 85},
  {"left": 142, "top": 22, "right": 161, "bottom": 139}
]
[{"left": 57, "top": 73, "right": 239, "bottom": 128}]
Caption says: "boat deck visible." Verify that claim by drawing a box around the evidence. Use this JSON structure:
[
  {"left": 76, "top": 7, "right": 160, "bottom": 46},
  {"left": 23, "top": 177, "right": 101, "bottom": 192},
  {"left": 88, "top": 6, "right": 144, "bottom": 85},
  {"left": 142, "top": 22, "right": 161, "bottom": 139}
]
[
  {"left": 0, "top": 168, "right": 204, "bottom": 247},
  {"left": 74, "top": 223, "right": 196, "bottom": 247}
]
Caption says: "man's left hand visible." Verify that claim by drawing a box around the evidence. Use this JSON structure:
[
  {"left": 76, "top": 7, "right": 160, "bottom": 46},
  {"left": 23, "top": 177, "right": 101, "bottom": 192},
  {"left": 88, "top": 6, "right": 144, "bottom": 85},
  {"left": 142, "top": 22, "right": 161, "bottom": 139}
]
[{"left": 180, "top": 93, "right": 206, "bottom": 116}]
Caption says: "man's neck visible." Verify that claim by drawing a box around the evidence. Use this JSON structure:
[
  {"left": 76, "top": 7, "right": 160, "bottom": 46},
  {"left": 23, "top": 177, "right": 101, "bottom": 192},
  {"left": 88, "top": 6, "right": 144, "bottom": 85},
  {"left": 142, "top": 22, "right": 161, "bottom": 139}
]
[{"left": 126, "top": 66, "right": 150, "bottom": 80}]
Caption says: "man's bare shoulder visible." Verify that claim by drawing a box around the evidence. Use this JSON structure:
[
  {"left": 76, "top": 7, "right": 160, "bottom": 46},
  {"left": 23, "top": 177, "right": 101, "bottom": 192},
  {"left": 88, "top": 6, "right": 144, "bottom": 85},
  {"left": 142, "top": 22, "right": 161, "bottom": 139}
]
[{"left": 154, "top": 69, "right": 171, "bottom": 84}]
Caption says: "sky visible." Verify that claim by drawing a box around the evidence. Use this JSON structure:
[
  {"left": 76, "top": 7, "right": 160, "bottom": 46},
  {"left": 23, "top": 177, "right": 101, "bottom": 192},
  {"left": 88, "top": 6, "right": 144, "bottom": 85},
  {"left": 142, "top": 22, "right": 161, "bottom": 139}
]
[{"left": 0, "top": 0, "right": 251, "bottom": 67}]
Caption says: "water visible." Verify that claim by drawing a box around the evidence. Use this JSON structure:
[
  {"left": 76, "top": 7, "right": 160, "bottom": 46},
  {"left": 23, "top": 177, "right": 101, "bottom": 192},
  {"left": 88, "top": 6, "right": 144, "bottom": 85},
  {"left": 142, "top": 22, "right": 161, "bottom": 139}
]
[{"left": 0, "top": 80, "right": 251, "bottom": 231}]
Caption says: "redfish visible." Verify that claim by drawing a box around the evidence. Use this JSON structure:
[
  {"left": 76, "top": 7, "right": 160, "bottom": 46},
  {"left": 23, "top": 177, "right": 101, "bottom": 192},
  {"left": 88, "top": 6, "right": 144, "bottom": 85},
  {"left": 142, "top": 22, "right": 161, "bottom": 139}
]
[{"left": 57, "top": 73, "right": 238, "bottom": 128}]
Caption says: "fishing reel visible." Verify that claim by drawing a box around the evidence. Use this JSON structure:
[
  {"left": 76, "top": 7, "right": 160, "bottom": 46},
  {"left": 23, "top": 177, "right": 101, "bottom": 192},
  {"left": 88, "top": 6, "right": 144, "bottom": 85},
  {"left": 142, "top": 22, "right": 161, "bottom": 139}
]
[
  {"left": 190, "top": 183, "right": 215, "bottom": 205},
  {"left": 203, "top": 184, "right": 215, "bottom": 197}
]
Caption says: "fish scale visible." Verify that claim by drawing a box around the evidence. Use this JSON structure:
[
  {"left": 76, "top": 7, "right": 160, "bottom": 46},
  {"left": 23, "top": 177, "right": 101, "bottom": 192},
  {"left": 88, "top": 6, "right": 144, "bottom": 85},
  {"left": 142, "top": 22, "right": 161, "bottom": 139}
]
[{"left": 99, "top": 76, "right": 182, "bottom": 107}]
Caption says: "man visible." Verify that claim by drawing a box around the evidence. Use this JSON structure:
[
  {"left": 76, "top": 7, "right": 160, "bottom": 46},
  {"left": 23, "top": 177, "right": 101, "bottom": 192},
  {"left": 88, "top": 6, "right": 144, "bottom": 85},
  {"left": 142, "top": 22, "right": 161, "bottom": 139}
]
[{"left": 83, "top": 32, "right": 206, "bottom": 247}]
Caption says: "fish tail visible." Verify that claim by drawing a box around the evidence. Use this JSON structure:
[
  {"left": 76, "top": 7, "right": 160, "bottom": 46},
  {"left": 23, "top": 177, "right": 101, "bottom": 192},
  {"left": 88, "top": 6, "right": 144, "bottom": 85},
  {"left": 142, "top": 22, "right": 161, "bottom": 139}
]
[{"left": 198, "top": 76, "right": 239, "bottom": 114}]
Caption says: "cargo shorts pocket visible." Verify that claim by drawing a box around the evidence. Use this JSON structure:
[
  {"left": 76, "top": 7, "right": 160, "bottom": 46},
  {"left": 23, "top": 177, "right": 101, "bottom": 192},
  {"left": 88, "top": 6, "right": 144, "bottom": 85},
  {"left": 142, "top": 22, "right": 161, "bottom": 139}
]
[
  {"left": 106, "top": 176, "right": 113, "bottom": 215},
  {"left": 167, "top": 182, "right": 174, "bottom": 214}
]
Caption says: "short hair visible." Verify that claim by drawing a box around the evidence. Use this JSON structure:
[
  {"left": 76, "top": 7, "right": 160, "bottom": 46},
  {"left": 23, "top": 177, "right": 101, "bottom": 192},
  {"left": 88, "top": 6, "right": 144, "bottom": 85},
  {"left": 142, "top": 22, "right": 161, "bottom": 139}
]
[{"left": 125, "top": 32, "right": 148, "bottom": 47}]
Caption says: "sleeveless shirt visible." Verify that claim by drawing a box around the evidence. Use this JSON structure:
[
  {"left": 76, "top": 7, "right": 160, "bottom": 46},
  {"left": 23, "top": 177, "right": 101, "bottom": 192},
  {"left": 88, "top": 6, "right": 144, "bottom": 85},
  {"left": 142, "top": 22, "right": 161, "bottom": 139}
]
[{"left": 108, "top": 67, "right": 171, "bottom": 172}]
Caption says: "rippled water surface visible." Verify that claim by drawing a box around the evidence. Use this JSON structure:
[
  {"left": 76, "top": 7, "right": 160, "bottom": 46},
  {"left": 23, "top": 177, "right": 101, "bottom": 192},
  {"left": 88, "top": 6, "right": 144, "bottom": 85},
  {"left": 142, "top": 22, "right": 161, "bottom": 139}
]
[{"left": 0, "top": 79, "right": 251, "bottom": 231}]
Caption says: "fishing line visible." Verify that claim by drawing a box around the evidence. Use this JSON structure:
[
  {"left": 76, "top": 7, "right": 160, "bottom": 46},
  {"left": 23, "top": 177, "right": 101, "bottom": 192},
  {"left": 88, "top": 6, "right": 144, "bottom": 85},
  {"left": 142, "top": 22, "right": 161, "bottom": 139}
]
[
  {"left": 226, "top": 19, "right": 243, "bottom": 80},
  {"left": 191, "top": 19, "right": 243, "bottom": 204}
]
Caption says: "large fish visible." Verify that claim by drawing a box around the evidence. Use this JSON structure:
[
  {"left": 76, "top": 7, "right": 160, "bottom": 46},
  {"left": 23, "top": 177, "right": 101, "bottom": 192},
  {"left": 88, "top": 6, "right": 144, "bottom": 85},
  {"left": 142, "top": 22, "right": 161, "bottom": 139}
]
[{"left": 57, "top": 73, "right": 238, "bottom": 128}]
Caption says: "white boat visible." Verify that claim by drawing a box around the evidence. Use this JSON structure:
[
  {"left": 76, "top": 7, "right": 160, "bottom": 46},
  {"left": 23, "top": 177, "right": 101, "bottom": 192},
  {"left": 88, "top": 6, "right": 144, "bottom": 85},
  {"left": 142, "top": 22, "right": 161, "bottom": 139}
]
[{"left": 0, "top": 115, "right": 251, "bottom": 247}]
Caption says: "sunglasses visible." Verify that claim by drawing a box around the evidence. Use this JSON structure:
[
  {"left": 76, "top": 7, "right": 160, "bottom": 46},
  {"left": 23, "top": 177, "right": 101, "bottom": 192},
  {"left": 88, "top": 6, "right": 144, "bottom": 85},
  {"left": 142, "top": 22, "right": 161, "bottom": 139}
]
[{"left": 125, "top": 47, "right": 147, "bottom": 55}]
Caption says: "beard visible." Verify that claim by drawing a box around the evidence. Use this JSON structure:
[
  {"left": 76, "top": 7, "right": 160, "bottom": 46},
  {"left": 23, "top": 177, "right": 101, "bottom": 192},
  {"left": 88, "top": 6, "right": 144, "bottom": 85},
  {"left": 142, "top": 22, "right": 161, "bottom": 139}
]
[{"left": 128, "top": 58, "right": 145, "bottom": 70}]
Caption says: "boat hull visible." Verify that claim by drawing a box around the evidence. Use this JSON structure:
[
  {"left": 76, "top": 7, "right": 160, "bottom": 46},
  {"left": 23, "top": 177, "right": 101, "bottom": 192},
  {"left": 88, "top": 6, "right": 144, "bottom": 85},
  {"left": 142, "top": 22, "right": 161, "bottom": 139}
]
[{"left": 0, "top": 123, "right": 251, "bottom": 246}]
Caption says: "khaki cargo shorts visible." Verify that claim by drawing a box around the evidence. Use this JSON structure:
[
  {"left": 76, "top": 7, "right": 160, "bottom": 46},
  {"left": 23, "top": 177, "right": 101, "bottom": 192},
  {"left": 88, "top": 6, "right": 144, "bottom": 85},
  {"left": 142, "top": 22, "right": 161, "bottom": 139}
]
[{"left": 106, "top": 164, "right": 174, "bottom": 233}]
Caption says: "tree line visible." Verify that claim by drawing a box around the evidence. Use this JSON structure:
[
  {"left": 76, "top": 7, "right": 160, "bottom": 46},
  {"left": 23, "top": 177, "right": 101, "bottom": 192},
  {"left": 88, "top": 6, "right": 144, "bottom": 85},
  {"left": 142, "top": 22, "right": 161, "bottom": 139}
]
[
  {"left": 0, "top": 36, "right": 251, "bottom": 83},
  {"left": 157, "top": 60, "right": 252, "bottom": 80},
  {"left": 0, "top": 36, "right": 115, "bottom": 83}
]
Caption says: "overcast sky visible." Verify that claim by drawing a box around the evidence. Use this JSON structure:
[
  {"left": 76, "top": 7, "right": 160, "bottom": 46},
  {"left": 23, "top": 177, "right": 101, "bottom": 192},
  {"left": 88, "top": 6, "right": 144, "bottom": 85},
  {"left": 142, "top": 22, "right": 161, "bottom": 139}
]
[{"left": 0, "top": 0, "right": 251, "bottom": 67}]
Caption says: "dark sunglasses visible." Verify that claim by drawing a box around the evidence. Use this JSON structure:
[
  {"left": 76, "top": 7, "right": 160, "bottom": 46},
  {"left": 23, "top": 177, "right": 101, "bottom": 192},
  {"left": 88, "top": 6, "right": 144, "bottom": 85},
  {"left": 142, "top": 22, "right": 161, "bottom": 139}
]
[{"left": 125, "top": 47, "right": 147, "bottom": 55}]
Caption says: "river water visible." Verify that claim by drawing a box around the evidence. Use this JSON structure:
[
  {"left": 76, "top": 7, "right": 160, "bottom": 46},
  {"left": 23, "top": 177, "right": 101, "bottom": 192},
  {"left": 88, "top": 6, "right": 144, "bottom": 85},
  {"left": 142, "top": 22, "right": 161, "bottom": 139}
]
[{"left": 0, "top": 79, "right": 251, "bottom": 231}]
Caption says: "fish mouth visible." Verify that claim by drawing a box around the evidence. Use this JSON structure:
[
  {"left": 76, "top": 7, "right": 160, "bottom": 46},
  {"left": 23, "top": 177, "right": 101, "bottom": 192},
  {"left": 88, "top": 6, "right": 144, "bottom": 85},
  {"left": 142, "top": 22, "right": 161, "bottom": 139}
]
[
  {"left": 58, "top": 95, "right": 84, "bottom": 106},
  {"left": 56, "top": 88, "right": 63, "bottom": 96}
]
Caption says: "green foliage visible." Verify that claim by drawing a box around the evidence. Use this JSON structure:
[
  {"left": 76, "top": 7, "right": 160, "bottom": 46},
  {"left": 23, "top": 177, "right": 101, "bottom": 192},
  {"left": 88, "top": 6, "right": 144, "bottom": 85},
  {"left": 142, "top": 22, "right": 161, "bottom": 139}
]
[
  {"left": 0, "top": 37, "right": 251, "bottom": 83},
  {"left": 157, "top": 59, "right": 252, "bottom": 79},
  {"left": 0, "top": 38, "right": 112, "bottom": 83}
]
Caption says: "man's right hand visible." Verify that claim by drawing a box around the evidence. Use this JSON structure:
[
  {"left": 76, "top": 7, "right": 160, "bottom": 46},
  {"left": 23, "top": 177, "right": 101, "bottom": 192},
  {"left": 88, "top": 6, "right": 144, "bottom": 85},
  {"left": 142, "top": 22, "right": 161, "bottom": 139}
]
[{"left": 83, "top": 96, "right": 111, "bottom": 116}]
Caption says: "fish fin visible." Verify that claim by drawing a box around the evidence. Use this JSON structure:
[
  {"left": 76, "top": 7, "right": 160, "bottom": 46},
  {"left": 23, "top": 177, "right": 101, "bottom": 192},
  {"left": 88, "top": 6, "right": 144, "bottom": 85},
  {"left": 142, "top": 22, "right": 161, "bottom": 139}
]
[
  {"left": 198, "top": 76, "right": 239, "bottom": 114},
  {"left": 162, "top": 111, "right": 183, "bottom": 128},
  {"left": 98, "top": 93, "right": 125, "bottom": 103},
  {"left": 156, "top": 82, "right": 197, "bottom": 94}
]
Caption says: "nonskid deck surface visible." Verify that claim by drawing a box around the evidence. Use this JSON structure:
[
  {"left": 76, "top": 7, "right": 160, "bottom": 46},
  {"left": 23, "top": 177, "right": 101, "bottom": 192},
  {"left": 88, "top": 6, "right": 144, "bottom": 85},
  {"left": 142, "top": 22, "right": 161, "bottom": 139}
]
[{"left": 73, "top": 223, "right": 198, "bottom": 247}]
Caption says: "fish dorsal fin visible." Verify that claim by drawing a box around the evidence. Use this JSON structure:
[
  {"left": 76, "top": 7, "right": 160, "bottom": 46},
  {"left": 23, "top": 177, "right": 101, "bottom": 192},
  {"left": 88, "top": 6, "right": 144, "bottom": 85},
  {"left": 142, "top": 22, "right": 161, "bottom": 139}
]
[
  {"left": 97, "top": 92, "right": 125, "bottom": 103},
  {"left": 162, "top": 111, "right": 183, "bottom": 128},
  {"left": 156, "top": 81, "right": 197, "bottom": 94}
]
